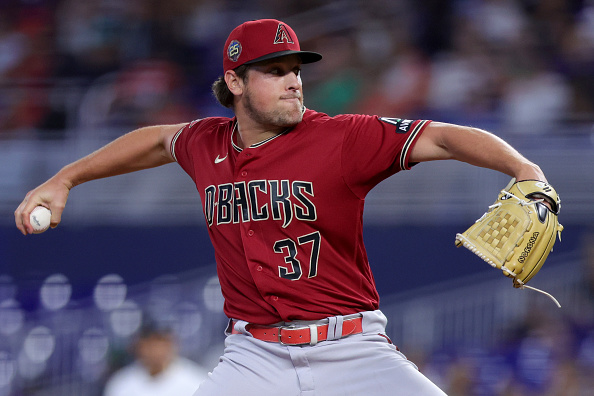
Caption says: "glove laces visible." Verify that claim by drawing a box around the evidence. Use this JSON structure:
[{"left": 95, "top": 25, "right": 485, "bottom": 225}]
[
  {"left": 501, "top": 260, "right": 561, "bottom": 308},
  {"left": 516, "top": 282, "right": 562, "bottom": 308}
]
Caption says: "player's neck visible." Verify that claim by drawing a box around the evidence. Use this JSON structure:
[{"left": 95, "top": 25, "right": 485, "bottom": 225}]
[{"left": 234, "top": 120, "right": 286, "bottom": 149}]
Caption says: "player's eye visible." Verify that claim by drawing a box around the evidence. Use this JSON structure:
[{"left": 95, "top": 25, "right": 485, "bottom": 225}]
[{"left": 265, "top": 64, "right": 300, "bottom": 77}]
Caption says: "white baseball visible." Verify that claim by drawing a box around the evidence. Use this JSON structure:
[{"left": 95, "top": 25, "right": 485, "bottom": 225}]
[{"left": 30, "top": 206, "right": 51, "bottom": 234}]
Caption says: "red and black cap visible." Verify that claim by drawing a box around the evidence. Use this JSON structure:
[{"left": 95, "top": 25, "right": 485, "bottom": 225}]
[{"left": 223, "top": 19, "right": 322, "bottom": 72}]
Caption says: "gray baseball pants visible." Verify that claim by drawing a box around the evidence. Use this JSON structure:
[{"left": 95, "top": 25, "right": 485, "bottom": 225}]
[{"left": 194, "top": 310, "right": 447, "bottom": 395}]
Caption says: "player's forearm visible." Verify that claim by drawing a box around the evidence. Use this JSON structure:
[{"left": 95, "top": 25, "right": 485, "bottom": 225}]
[
  {"left": 415, "top": 122, "right": 547, "bottom": 182},
  {"left": 57, "top": 125, "right": 175, "bottom": 189}
]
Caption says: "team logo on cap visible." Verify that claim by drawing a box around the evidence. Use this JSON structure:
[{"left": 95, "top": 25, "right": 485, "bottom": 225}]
[
  {"left": 227, "top": 40, "right": 242, "bottom": 62},
  {"left": 274, "top": 23, "right": 294, "bottom": 44}
]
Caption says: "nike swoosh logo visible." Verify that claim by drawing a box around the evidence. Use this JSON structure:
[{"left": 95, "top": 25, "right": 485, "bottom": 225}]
[{"left": 214, "top": 154, "right": 228, "bottom": 164}]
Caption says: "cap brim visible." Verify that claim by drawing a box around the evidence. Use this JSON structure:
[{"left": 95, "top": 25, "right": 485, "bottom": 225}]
[{"left": 243, "top": 50, "right": 322, "bottom": 66}]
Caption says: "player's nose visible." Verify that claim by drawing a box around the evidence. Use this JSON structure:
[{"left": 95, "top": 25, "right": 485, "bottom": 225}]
[{"left": 285, "top": 72, "right": 302, "bottom": 91}]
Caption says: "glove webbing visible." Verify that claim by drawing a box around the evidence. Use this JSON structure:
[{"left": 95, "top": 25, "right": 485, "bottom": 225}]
[{"left": 459, "top": 190, "right": 561, "bottom": 308}]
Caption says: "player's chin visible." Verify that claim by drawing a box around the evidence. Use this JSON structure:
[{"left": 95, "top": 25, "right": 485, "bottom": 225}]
[
  {"left": 274, "top": 107, "right": 303, "bottom": 126},
  {"left": 280, "top": 113, "right": 303, "bottom": 127}
]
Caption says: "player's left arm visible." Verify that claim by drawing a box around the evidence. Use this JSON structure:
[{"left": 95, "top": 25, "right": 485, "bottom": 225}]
[{"left": 409, "top": 122, "right": 547, "bottom": 182}]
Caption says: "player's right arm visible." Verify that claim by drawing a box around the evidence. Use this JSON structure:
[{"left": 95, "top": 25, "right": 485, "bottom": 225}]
[{"left": 15, "top": 123, "right": 185, "bottom": 235}]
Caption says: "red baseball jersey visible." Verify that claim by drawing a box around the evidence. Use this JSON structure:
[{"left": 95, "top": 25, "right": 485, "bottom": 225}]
[{"left": 171, "top": 109, "right": 430, "bottom": 324}]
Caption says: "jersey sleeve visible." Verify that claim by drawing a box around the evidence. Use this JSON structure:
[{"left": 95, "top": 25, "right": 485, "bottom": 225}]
[
  {"left": 169, "top": 119, "right": 204, "bottom": 180},
  {"left": 341, "top": 115, "right": 431, "bottom": 197}
]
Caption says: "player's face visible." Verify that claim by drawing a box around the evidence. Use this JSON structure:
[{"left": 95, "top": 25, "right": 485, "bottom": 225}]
[
  {"left": 241, "top": 55, "right": 304, "bottom": 128},
  {"left": 136, "top": 334, "right": 175, "bottom": 376}
]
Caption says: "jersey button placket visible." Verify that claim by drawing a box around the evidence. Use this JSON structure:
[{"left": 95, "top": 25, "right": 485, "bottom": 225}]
[
  {"left": 236, "top": 151, "right": 267, "bottom": 292},
  {"left": 235, "top": 150, "right": 250, "bottom": 179}
]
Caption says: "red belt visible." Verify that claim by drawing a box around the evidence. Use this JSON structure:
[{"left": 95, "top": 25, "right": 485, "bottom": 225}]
[{"left": 232, "top": 316, "right": 363, "bottom": 346}]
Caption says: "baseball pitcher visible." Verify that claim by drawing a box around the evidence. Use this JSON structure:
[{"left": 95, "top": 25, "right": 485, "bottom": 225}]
[{"left": 15, "top": 19, "right": 561, "bottom": 395}]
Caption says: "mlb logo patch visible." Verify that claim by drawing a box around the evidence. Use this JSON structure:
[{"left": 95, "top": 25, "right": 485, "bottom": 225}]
[{"left": 228, "top": 40, "right": 242, "bottom": 62}]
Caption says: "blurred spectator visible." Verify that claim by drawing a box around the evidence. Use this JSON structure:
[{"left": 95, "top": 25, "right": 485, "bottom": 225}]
[
  {"left": 0, "top": 6, "right": 53, "bottom": 136},
  {"left": 354, "top": 38, "right": 431, "bottom": 117},
  {"left": 1, "top": 0, "right": 592, "bottom": 138},
  {"left": 466, "top": 0, "right": 526, "bottom": 47},
  {"left": 500, "top": 46, "right": 571, "bottom": 134},
  {"left": 424, "top": 15, "right": 502, "bottom": 123},
  {"left": 443, "top": 358, "right": 475, "bottom": 396},
  {"left": 305, "top": 33, "right": 365, "bottom": 116},
  {"left": 109, "top": 59, "right": 195, "bottom": 127},
  {"left": 78, "top": 59, "right": 195, "bottom": 130},
  {"left": 55, "top": 1, "right": 129, "bottom": 78},
  {"left": 498, "top": 305, "right": 579, "bottom": 396},
  {"left": 560, "top": 1, "right": 594, "bottom": 115},
  {"left": 0, "top": 14, "right": 30, "bottom": 79},
  {"left": 103, "top": 321, "right": 209, "bottom": 396}
]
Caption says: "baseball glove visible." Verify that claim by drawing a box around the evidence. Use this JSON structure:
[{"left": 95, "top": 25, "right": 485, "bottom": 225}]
[{"left": 455, "top": 179, "right": 563, "bottom": 306}]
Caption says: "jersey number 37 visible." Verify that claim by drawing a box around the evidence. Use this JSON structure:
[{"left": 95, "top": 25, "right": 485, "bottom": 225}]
[{"left": 273, "top": 231, "right": 321, "bottom": 280}]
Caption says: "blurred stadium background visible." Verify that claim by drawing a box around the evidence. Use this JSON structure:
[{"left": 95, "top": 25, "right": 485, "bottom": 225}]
[{"left": 1, "top": 0, "right": 594, "bottom": 395}]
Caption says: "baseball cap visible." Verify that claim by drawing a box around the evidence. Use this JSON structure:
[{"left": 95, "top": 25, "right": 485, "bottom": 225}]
[{"left": 223, "top": 19, "right": 322, "bottom": 72}]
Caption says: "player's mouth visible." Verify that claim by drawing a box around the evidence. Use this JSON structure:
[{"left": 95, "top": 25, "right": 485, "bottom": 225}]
[
  {"left": 281, "top": 97, "right": 303, "bottom": 107},
  {"left": 281, "top": 93, "right": 301, "bottom": 101}
]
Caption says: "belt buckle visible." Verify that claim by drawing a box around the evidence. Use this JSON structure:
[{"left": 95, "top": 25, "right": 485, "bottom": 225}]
[
  {"left": 278, "top": 325, "right": 308, "bottom": 346},
  {"left": 278, "top": 324, "right": 319, "bottom": 346}
]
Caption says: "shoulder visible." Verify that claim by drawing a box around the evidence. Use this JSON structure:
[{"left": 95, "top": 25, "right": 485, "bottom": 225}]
[
  {"left": 184, "top": 116, "right": 234, "bottom": 134},
  {"left": 172, "top": 116, "right": 234, "bottom": 144},
  {"left": 171, "top": 117, "right": 234, "bottom": 161},
  {"left": 300, "top": 109, "right": 377, "bottom": 130},
  {"left": 302, "top": 108, "right": 374, "bottom": 123}
]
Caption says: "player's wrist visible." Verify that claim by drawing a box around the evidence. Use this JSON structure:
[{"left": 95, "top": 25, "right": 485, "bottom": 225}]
[
  {"left": 512, "top": 163, "right": 547, "bottom": 183},
  {"left": 53, "top": 166, "right": 77, "bottom": 191}
]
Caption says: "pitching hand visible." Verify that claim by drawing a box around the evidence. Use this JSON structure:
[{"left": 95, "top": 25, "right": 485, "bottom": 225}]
[{"left": 15, "top": 177, "right": 71, "bottom": 235}]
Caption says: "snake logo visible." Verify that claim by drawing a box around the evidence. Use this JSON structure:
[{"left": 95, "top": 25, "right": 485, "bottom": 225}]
[{"left": 274, "top": 24, "right": 294, "bottom": 44}]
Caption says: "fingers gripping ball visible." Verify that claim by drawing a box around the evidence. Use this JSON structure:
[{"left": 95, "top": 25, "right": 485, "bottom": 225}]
[
  {"left": 455, "top": 179, "right": 563, "bottom": 306},
  {"left": 30, "top": 206, "right": 51, "bottom": 234}
]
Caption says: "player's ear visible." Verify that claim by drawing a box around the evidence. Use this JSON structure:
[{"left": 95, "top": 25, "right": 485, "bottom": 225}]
[{"left": 224, "top": 70, "right": 244, "bottom": 96}]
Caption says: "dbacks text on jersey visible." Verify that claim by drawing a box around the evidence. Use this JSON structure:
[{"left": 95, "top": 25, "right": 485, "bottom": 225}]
[{"left": 204, "top": 180, "right": 317, "bottom": 228}]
